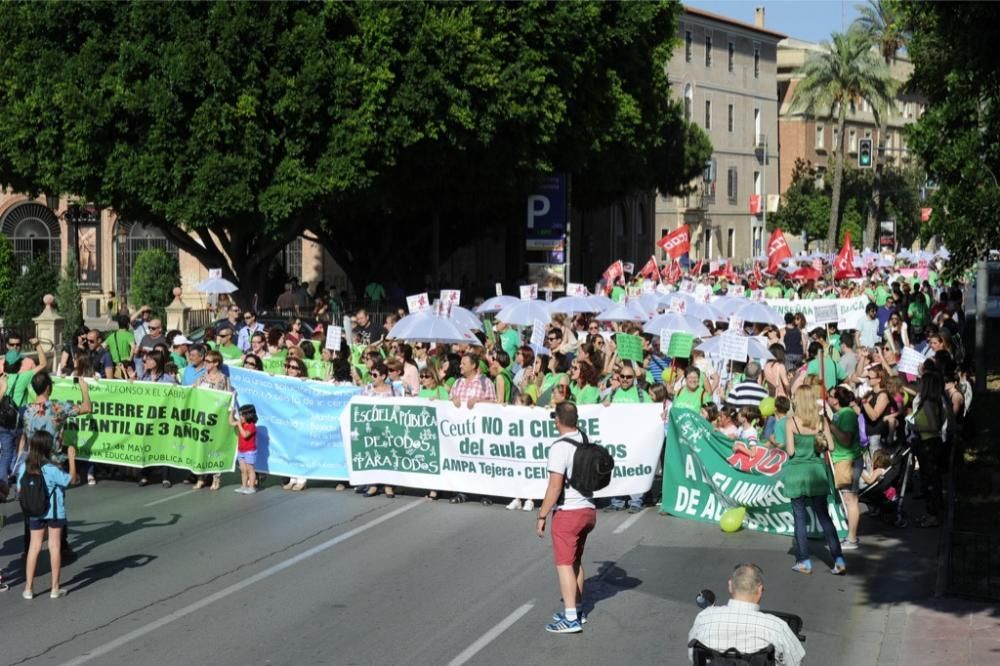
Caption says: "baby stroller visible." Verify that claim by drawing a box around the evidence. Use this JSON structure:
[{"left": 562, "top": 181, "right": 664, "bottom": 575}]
[{"left": 859, "top": 445, "right": 912, "bottom": 528}]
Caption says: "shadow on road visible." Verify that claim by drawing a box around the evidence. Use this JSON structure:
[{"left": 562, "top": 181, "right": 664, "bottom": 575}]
[
  {"left": 68, "top": 514, "right": 182, "bottom": 559},
  {"left": 582, "top": 560, "right": 642, "bottom": 616},
  {"left": 64, "top": 553, "right": 158, "bottom": 593}
]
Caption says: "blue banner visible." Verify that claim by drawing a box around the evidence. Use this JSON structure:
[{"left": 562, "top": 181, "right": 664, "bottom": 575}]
[{"left": 228, "top": 367, "right": 360, "bottom": 480}]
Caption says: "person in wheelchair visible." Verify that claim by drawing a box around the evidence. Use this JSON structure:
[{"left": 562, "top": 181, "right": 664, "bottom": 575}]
[{"left": 688, "top": 563, "right": 804, "bottom": 666}]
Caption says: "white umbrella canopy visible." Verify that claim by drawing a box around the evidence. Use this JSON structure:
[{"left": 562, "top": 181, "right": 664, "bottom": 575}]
[
  {"left": 595, "top": 302, "right": 648, "bottom": 323},
  {"left": 449, "top": 305, "right": 484, "bottom": 332},
  {"left": 711, "top": 295, "right": 750, "bottom": 317},
  {"left": 475, "top": 295, "right": 519, "bottom": 314},
  {"left": 635, "top": 293, "right": 663, "bottom": 315},
  {"left": 550, "top": 296, "right": 603, "bottom": 314},
  {"left": 732, "top": 301, "right": 784, "bottom": 326},
  {"left": 496, "top": 300, "right": 553, "bottom": 326},
  {"left": 196, "top": 277, "right": 239, "bottom": 294},
  {"left": 695, "top": 334, "right": 775, "bottom": 361},
  {"left": 587, "top": 294, "right": 616, "bottom": 311},
  {"left": 643, "top": 312, "right": 711, "bottom": 337},
  {"left": 683, "top": 301, "right": 725, "bottom": 322},
  {"left": 387, "top": 312, "right": 482, "bottom": 345}
]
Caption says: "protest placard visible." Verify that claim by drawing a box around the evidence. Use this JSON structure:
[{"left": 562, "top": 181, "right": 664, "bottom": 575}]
[
  {"left": 719, "top": 333, "right": 750, "bottom": 362},
  {"left": 406, "top": 293, "right": 430, "bottom": 314},
  {"left": 896, "top": 347, "right": 926, "bottom": 375},
  {"left": 670, "top": 297, "right": 687, "bottom": 314},
  {"left": 325, "top": 325, "right": 342, "bottom": 351},
  {"left": 495, "top": 282, "right": 503, "bottom": 297},
  {"left": 661, "top": 408, "right": 846, "bottom": 538},
  {"left": 616, "top": 332, "right": 644, "bottom": 363},
  {"left": 440, "top": 289, "right": 461, "bottom": 306},
  {"left": 667, "top": 332, "right": 695, "bottom": 358},
  {"left": 530, "top": 319, "right": 546, "bottom": 348},
  {"left": 519, "top": 284, "right": 537, "bottom": 301},
  {"left": 53, "top": 378, "right": 236, "bottom": 475},
  {"left": 812, "top": 303, "right": 840, "bottom": 325},
  {"left": 342, "top": 399, "right": 663, "bottom": 497},
  {"left": 727, "top": 315, "right": 745, "bottom": 334}
]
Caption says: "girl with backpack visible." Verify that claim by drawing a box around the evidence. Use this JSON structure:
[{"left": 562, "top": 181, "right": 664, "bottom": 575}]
[{"left": 19, "top": 431, "right": 71, "bottom": 599}]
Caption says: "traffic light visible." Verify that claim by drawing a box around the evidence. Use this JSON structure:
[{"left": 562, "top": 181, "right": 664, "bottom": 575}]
[{"left": 858, "top": 138, "right": 873, "bottom": 168}]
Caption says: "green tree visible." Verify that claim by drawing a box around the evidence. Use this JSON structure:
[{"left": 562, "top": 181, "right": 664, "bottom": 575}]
[
  {"left": 130, "top": 248, "right": 180, "bottom": 318},
  {"left": 0, "top": 235, "right": 17, "bottom": 317},
  {"left": 854, "top": 0, "right": 908, "bottom": 63},
  {"left": 4, "top": 255, "right": 58, "bottom": 327},
  {"left": 56, "top": 251, "right": 84, "bottom": 334},
  {"left": 839, "top": 199, "right": 864, "bottom": 248},
  {"left": 0, "top": 2, "right": 708, "bottom": 302},
  {"left": 769, "top": 160, "right": 831, "bottom": 248},
  {"left": 789, "top": 29, "right": 896, "bottom": 250},
  {"left": 897, "top": 2, "right": 1000, "bottom": 274}
]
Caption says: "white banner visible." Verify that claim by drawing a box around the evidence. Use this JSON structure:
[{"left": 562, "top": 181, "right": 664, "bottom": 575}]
[
  {"left": 340, "top": 398, "right": 664, "bottom": 497},
  {"left": 764, "top": 296, "right": 869, "bottom": 330}
]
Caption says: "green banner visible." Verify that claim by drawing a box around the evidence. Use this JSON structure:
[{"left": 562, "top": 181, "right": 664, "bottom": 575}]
[
  {"left": 616, "top": 333, "right": 644, "bottom": 363},
  {"left": 50, "top": 378, "right": 237, "bottom": 474},
  {"left": 661, "top": 408, "right": 846, "bottom": 538},
  {"left": 666, "top": 332, "right": 695, "bottom": 358}
]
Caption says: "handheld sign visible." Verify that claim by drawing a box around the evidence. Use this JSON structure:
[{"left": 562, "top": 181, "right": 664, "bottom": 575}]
[
  {"left": 728, "top": 315, "right": 745, "bottom": 335},
  {"left": 520, "top": 284, "right": 538, "bottom": 301},
  {"left": 616, "top": 333, "right": 644, "bottom": 363},
  {"left": 896, "top": 347, "right": 925, "bottom": 375},
  {"left": 812, "top": 303, "right": 839, "bottom": 325},
  {"left": 530, "top": 319, "right": 546, "bottom": 348},
  {"left": 406, "top": 293, "right": 430, "bottom": 314},
  {"left": 659, "top": 329, "right": 673, "bottom": 355},
  {"left": 670, "top": 297, "right": 687, "bottom": 314},
  {"left": 720, "top": 332, "right": 750, "bottom": 362},
  {"left": 343, "top": 315, "right": 354, "bottom": 346},
  {"left": 441, "top": 289, "right": 461, "bottom": 306},
  {"left": 667, "top": 332, "right": 695, "bottom": 358},
  {"left": 495, "top": 282, "right": 503, "bottom": 297},
  {"left": 325, "top": 325, "right": 343, "bottom": 351},
  {"left": 208, "top": 268, "right": 222, "bottom": 279}
]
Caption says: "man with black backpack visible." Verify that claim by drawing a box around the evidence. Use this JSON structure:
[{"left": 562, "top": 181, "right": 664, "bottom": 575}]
[{"left": 536, "top": 402, "right": 614, "bottom": 634}]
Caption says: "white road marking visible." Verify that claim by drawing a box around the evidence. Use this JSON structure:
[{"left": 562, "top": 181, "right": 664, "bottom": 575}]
[
  {"left": 142, "top": 489, "right": 198, "bottom": 507},
  {"left": 61, "top": 500, "right": 422, "bottom": 665},
  {"left": 447, "top": 601, "right": 536, "bottom": 666},
  {"left": 612, "top": 507, "right": 648, "bottom": 534}
]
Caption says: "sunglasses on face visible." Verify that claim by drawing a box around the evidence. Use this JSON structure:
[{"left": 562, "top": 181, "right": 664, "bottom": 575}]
[
  {"left": 619, "top": 373, "right": 635, "bottom": 379},
  {"left": 285, "top": 364, "right": 301, "bottom": 371},
  {"left": 7, "top": 341, "right": 20, "bottom": 348},
  {"left": 370, "top": 372, "right": 382, "bottom": 378},
  {"left": 149, "top": 326, "right": 161, "bottom": 331},
  {"left": 244, "top": 315, "right": 254, "bottom": 320}
]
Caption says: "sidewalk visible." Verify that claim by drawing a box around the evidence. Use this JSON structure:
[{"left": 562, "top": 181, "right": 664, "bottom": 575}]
[{"left": 884, "top": 596, "right": 1000, "bottom": 665}]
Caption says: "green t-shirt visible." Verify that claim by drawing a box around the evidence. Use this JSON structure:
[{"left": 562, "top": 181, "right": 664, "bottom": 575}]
[
  {"left": 772, "top": 415, "right": 788, "bottom": 448},
  {"left": 610, "top": 385, "right": 650, "bottom": 403},
  {"left": 673, "top": 386, "right": 709, "bottom": 411},
  {"left": 764, "top": 286, "right": 783, "bottom": 299},
  {"left": 784, "top": 287, "right": 797, "bottom": 299},
  {"left": 908, "top": 299, "right": 929, "bottom": 328},
  {"left": 611, "top": 286, "right": 625, "bottom": 303},
  {"left": 499, "top": 328, "right": 520, "bottom": 360},
  {"left": 6, "top": 371, "right": 34, "bottom": 407},
  {"left": 365, "top": 282, "right": 386, "bottom": 302},
  {"left": 805, "top": 356, "right": 845, "bottom": 391},
  {"left": 418, "top": 386, "right": 450, "bottom": 400},
  {"left": 569, "top": 383, "right": 600, "bottom": 405},
  {"left": 218, "top": 342, "right": 243, "bottom": 360},
  {"left": 170, "top": 351, "right": 188, "bottom": 370},
  {"left": 830, "top": 407, "right": 861, "bottom": 462},
  {"left": 874, "top": 285, "right": 891, "bottom": 307},
  {"left": 105, "top": 329, "right": 135, "bottom": 364}
]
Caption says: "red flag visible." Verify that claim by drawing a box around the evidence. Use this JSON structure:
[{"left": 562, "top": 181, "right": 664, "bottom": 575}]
[
  {"left": 665, "top": 261, "right": 682, "bottom": 284},
  {"left": 690, "top": 259, "right": 703, "bottom": 277},
  {"left": 754, "top": 262, "right": 763, "bottom": 286},
  {"left": 834, "top": 231, "right": 859, "bottom": 280},
  {"left": 767, "top": 228, "right": 793, "bottom": 274},
  {"left": 603, "top": 260, "right": 624, "bottom": 285},
  {"left": 638, "top": 255, "right": 660, "bottom": 281},
  {"left": 657, "top": 224, "right": 691, "bottom": 259}
]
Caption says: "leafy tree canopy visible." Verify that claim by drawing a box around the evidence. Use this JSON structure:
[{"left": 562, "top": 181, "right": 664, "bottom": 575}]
[
  {"left": 897, "top": 1, "right": 1000, "bottom": 274},
  {"left": 0, "top": 1, "right": 709, "bottom": 301}
]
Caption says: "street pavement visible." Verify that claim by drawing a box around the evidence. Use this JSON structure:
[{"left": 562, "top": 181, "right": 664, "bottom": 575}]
[{"left": 0, "top": 475, "right": 995, "bottom": 666}]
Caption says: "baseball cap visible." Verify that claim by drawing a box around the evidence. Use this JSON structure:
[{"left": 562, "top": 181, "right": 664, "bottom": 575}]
[{"left": 172, "top": 335, "right": 194, "bottom": 346}]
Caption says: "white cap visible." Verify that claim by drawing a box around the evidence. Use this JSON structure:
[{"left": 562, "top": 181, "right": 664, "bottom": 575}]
[{"left": 172, "top": 335, "right": 194, "bottom": 346}]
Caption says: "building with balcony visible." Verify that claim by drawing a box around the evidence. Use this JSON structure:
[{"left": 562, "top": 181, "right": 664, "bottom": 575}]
[
  {"left": 777, "top": 38, "right": 924, "bottom": 195},
  {"left": 655, "top": 6, "right": 785, "bottom": 262}
]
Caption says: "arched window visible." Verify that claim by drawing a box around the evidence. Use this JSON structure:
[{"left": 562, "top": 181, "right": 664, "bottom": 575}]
[
  {"left": 1, "top": 202, "right": 61, "bottom": 273},
  {"left": 114, "top": 221, "right": 178, "bottom": 296},
  {"left": 277, "top": 237, "right": 303, "bottom": 282}
]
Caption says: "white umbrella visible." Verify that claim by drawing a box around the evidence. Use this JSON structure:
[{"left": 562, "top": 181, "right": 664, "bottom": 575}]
[
  {"left": 636, "top": 293, "right": 663, "bottom": 315},
  {"left": 683, "top": 301, "right": 725, "bottom": 322},
  {"left": 711, "top": 295, "right": 750, "bottom": 317},
  {"left": 695, "top": 334, "right": 775, "bottom": 361},
  {"left": 496, "top": 300, "right": 553, "bottom": 326},
  {"left": 595, "top": 302, "right": 648, "bottom": 323},
  {"left": 449, "top": 305, "right": 484, "bottom": 332},
  {"left": 475, "top": 295, "right": 519, "bottom": 314},
  {"left": 587, "top": 294, "right": 616, "bottom": 311},
  {"left": 733, "top": 301, "right": 783, "bottom": 326},
  {"left": 550, "top": 296, "right": 603, "bottom": 314},
  {"left": 643, "top": 312, "right": 711, "bottom": 337},
  {"left": 388, "top": 312, "right": 482, "bottom": 345},
  {"left": 196, "top": 277, "right": 238, "bottom": 294}
]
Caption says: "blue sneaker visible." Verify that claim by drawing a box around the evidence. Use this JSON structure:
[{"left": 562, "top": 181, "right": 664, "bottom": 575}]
[
  {"left": 792, "top": 560, "right": 812, "bottom": 575},
  {"left": 552, "top": 611, "right": 587, "bottom": 625},
  {"left": 831, "top": 557, "right": 847, "bottom": 575},
  {"left": 545, "top": 616, "right": 582, "bottom": 634}
]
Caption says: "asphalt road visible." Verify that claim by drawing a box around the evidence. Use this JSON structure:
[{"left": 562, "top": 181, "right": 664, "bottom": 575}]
[{"left": 0, "top": 475, "right": 939, "bottom": 665}]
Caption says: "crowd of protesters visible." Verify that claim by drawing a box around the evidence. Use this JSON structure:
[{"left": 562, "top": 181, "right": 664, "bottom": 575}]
[{"left": 0, "top": 258, "right": 971, "bottom": 597}]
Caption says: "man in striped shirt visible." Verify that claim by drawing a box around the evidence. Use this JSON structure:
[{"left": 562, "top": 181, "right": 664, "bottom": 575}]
[
  {"left": 689, "top": 563, "right": 804, "bottom": 665},
  {"left": 726, "top": 361, "right": 768, "bottom": 408}
]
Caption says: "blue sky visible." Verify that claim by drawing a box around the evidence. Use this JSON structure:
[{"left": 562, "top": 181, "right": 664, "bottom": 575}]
[{"left": 684, "top": 0, "right": 863, "bottom": 44}]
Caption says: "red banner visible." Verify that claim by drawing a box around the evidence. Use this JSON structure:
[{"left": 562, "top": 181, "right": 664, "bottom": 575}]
[
  {"left": 690, "top": 259, "right": 703, "bottom": 277},
  {"left": 638, "top": 255, "right": 660, "bottom": 281},
  {"left": 749, "top": 194, "right": 762, "bottom": 215},
  {"left": 833, "top": 231, "right": 859, "bottom": 280},
  {"left": 766, "top": 228, "right": 793, "bottom": 274},
  {"left": 603, "top": 260, "right": 624, "bottom": 285},
  {"left": 657, "top": 224, "right": 691, "bottom": 259}
]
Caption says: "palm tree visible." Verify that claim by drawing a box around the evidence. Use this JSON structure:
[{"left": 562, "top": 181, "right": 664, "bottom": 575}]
[
  {"left": 854, "top": 0, "right": 908, "bottom": 63},
  {"left": 790, "top": 29, "right": 896, "bottom": 250},
  {"left": 853, "top": 0, "right": 909, "bottom": 249}
]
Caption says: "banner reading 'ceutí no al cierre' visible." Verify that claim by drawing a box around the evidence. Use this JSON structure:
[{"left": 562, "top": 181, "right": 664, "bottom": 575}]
[
  {"left": 340, "top": 398, "right": 664, "bottom": 497},
  {"left": 661, "top": 408, "right": 847, "bottom": 538},
  {"left": 51, "top": 378, "right": 237, "bottom": 475}
]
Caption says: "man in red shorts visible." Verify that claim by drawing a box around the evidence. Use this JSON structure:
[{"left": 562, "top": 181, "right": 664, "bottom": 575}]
[{"left": 535, "top": 402, "right": 597, "bottom": 634}]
